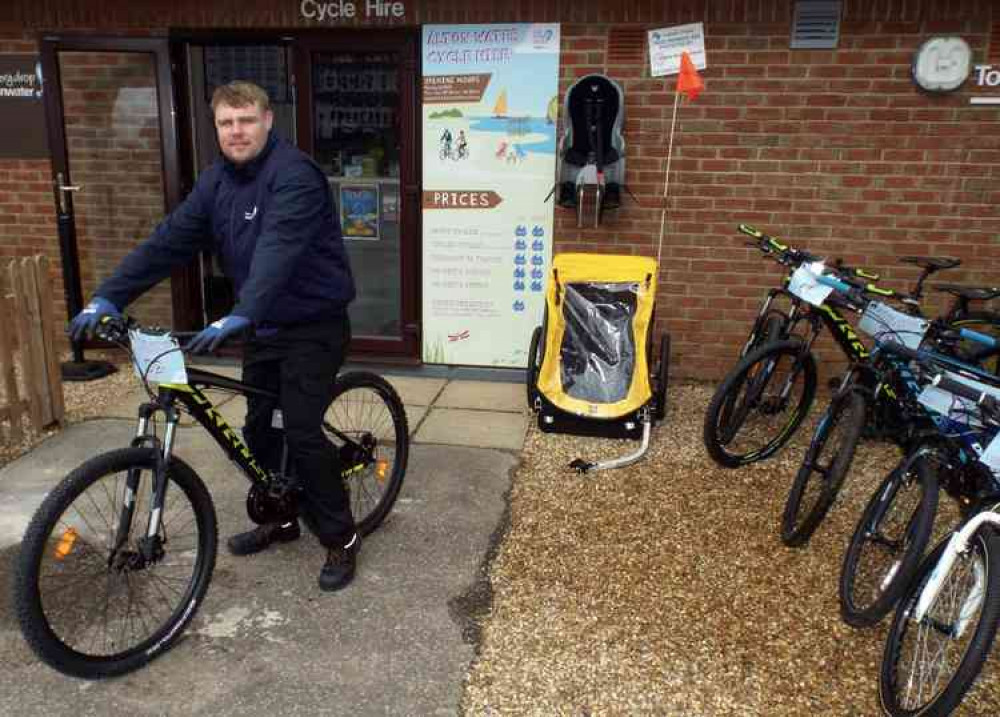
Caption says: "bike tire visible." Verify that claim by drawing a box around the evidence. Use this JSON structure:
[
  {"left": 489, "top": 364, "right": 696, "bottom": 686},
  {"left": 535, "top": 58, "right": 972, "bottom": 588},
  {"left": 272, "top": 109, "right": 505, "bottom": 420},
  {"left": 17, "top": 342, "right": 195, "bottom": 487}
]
[
  {"left": 880, "top": 526, "right": 1000, "bottom": 717},
  {"left": 14, "top": 448, "right": 217, "bottom": 679},
  {"left": 781, "top": 387, "right": 867, "bottom": 547},
  {"left": 703, "top": 339, "right": 818, "bottom": 468},
  {"left": 839, "top": 450, "right": 938, "bottom": 628},
  {"left": 526, "top": 325, "right": 543, "bottom": 409},
  {"left": 715, "top": 312, "right": 787, "bottom": 440},
  {"left": 325, "top": 371, "right": 409, "bottom": 536},
  {"left": 653, "top": 332, "right": 670, "bottom": 423}
]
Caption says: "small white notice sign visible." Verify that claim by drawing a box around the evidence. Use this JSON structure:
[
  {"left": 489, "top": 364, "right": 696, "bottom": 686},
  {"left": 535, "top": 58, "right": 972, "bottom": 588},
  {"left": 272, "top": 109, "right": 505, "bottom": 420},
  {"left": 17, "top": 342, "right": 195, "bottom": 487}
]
[
  {"left": 129, "top": 330, "right": 188, "bottom": 385},
  {"left": 648, "top": 22, "right": 707, "bottom": 77},
  {"left": 788, "top": 262, "right": 833, "bottom": 307}
]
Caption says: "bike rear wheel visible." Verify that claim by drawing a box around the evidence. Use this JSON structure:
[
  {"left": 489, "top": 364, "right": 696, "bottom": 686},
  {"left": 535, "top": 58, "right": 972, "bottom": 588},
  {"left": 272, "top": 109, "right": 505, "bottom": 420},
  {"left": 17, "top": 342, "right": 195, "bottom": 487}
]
[
  {"left": 880, "top": 527, "right": 1000, "bottom": 716},
  {"left": 325, "top": 371, "right": 409, "bottom": 535},
  {"left": 781, "top": 387, "right": 867, "bottom": 546},
  {"left": 704, "top": 339, "right": 817, "bottom": 468},
  {"left": 14, "top": 448, "right": 217, "bottom": 678},
  {"left": 840, "top": 450, "right": 938, "bottom": 627}
]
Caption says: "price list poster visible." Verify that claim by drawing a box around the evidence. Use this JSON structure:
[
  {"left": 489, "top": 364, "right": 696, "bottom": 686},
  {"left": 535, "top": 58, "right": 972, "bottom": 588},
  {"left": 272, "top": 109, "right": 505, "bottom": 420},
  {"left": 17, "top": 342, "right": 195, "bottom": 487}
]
[{"left": 420, "top": 24, "right": 560, "bottom": 367}]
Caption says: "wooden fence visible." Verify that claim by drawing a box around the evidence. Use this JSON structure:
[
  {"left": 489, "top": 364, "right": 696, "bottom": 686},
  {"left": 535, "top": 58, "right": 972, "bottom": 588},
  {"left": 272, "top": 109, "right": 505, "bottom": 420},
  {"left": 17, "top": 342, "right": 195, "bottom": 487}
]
[{"left": 0, "top": 256, "right": 65, "bottom": 443}]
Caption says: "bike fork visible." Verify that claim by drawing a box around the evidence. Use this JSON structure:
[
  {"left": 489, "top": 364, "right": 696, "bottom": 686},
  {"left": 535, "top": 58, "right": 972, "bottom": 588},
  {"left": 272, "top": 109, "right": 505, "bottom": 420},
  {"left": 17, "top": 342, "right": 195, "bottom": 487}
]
[
  {"left": 118, "top": 403, "right": 180, "bottom": 547},
  {"left": 145, "top": 411, "right": 180, "bottom": 540},
  {"left": 914, "top": 509, "right": 1000, "bottom": 624}
]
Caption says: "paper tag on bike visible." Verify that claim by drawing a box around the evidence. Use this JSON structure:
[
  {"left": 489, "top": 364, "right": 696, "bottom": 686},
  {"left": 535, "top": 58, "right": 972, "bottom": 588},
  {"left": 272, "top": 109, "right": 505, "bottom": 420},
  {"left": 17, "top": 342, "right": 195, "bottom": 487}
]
[
  {"left": 858, "top": 301, "right": 929, "bottom": 349},
  {"left": 129, "top": 330, "right": 188, "bottom": 385},
  {"left": 918, "top": 371, "right": 1000, "bottom": 429},
  {"left": 788, "top": 262, "right": 833, "bottom": 307},
  {"left": 917, "top": 385, "right": 981, "bottom": 426},
  {"left": 981, "top": 433, "right": 1000, "bottom": 473}
]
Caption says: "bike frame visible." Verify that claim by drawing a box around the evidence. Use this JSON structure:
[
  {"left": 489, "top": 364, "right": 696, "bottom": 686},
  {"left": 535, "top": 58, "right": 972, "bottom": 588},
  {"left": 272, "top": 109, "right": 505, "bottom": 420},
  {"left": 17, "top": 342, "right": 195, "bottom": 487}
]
[
  {"left": 126, "top": 366, "right": 357, "bottom": 544},
  {"left": 914, "top": 505, "right": 1000, "bottom": 626}
]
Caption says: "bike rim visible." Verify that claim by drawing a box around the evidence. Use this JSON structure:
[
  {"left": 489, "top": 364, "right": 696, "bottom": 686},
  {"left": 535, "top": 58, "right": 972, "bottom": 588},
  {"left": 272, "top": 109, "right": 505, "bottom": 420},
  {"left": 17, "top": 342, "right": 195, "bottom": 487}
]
[
  {"left": 719, "top": 350, "right": 810, "bottom": 463},
  {"left": 34, "top": 468, "right": 204, "bottom": 660},
  {"left": 848, "top": 470, "right": 923, "bottom": 616},
  {"left": 890, "top": 543, "right": 986, "bottom": 711},
  {"left": 326, "top": 384, "right": 403, "bottom": 528}
]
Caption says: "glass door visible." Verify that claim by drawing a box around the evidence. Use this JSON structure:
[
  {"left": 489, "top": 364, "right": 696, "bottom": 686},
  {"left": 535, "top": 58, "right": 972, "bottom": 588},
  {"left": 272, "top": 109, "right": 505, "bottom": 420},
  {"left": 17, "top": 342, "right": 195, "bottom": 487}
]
[
  {"left": 296, "top": 32, "right": 419, "bottom": 358},
  {"left": 41, "top": 37, "right": 184, "bottom": 337}
]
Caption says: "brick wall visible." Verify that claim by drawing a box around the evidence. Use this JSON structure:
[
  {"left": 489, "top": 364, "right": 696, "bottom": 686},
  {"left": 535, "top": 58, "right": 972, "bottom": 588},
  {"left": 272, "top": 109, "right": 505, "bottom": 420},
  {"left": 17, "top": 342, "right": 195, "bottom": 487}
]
[
  {"left": 4, "top": 1, "right": 999, "bottom": 380},
  {"left": 555, "top": 15, "right": 1000, "bottom": 381},
  {"left": 0, "top": 37, "right": 65, "bottom": 333}
]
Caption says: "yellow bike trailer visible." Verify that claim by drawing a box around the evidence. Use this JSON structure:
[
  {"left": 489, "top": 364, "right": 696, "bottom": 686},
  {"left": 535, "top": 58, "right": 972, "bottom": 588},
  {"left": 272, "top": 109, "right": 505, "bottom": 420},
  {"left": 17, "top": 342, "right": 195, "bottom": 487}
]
[{"left": 525, "top": 253, "right": 670, "bottom": 472}]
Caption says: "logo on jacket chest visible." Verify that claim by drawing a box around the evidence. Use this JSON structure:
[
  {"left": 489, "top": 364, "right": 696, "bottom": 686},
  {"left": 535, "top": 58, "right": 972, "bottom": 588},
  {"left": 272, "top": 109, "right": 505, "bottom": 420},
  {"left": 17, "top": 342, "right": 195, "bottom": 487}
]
[{"left": 244, "top": 205, "right": 258, "bottom": 221}]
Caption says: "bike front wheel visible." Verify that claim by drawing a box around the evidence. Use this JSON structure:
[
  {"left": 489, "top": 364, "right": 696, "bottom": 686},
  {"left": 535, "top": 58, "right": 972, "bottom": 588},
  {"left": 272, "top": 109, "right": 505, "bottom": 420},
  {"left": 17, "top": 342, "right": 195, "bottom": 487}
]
[
  {"left": 880, "top": 527, "right": 1000, "bottom": 716},
  {"left": 14, "top": 448, "right": 217, "bottom": 678},
  {"left": 839, "top": 449, "right": 938, "bottom": 628},
  {"left": 781, "top": 387, "right": 867, "bottom": 547},
  {"left": 703, "top": 339, "right": 818, "bottom": 468},
  {"left": 325, "top": 371, "right": 409, "bottom": 536}
]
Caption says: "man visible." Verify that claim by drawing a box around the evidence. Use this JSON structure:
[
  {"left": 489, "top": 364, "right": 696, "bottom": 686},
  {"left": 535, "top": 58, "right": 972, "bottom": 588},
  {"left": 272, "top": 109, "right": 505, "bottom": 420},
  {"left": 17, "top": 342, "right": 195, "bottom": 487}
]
[{"left": 69, "top": 81, "right": 359, "bottom": 592}]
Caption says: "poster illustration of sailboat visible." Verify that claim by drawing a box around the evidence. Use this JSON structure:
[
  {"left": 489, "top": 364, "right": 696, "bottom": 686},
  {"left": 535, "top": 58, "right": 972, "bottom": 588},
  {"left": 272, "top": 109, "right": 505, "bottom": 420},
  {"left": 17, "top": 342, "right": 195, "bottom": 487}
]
[{"left": 493, "top": 89, "right": 507, "bottom": 118}]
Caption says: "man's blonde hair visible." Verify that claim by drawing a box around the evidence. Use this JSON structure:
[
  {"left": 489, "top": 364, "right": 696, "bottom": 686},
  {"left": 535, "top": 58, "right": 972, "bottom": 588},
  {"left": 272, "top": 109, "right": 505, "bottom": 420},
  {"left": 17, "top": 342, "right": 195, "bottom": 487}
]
[{"left": 210, "top": 81, "right": 271, "bottom": 113}]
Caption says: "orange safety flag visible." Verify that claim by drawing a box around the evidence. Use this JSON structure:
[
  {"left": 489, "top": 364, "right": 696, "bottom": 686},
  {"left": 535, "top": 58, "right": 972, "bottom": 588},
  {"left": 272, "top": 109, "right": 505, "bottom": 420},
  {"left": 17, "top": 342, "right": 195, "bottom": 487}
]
[{"left": 677, "top": 51, "right": 704, "bottom": 101}]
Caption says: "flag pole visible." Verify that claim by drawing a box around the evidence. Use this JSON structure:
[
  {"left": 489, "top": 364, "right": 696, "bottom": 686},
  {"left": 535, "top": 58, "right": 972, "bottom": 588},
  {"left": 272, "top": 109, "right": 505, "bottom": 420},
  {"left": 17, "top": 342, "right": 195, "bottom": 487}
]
[{"left": 656, "top": 89, "right": 681, "bottom": 269}]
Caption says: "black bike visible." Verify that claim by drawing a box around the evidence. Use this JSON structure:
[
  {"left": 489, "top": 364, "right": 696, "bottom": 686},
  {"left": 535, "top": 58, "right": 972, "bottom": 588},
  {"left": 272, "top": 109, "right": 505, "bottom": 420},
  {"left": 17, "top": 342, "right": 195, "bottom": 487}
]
[
  {"left": 13, "top": 318, "right": 409, "bottom": 678},
  {"left": 704, "top": 226, "right": 1000, "bottom": 469},
  {"left": 839, "top": 338, "right": 1000, "bottom": 628},
  {"left": 781, "top": 275, "right": 1000, "bottom": 549}
]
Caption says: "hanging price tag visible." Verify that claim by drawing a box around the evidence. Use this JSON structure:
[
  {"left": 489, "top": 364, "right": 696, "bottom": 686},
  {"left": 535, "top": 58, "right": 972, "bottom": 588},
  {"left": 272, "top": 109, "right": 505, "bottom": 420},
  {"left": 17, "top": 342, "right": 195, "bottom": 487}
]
[
  {"left": 858, "top": 301, "right": 929, "bottom": 349},
  {"left": 129, "top": 330, "right": 188, "bottom": 385},
  {"left": 981, "top": 432, "right": 1000, "bottom": 473},
  {"left": 788, "top": 262, "right": 833, "bottom": 307}
]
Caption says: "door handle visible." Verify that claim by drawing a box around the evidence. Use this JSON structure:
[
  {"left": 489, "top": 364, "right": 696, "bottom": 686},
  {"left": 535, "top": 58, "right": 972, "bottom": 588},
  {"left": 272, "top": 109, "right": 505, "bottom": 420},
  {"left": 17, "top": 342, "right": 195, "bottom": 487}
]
[{"left": 55, "top": 172, "right": 81, "bottom": 214}]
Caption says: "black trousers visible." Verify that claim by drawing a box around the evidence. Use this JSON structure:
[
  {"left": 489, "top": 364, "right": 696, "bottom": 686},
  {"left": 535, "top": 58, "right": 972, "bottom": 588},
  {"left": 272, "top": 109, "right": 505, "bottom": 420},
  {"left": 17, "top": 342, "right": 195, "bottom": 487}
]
[{"left": 242, "top": 317, "right": 354, "bottom": 547}]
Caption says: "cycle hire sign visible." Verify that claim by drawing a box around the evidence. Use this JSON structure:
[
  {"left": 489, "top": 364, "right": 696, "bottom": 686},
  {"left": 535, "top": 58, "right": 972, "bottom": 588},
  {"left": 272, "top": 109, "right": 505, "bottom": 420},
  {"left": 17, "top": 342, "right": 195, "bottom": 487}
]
[{"left": 420, "top": 24, "right": 560, "bottom": 367}]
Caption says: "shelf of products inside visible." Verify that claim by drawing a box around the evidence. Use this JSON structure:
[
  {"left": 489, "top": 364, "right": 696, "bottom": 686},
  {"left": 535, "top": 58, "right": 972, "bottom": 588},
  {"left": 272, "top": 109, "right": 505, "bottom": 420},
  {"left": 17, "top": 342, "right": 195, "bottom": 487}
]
[{"left": 314, "top": 56, "right": 399, "bottom": 133}]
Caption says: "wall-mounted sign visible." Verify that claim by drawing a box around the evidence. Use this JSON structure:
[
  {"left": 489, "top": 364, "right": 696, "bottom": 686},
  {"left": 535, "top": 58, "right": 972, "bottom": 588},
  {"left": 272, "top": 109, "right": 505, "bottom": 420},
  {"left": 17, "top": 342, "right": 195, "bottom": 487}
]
[
  {"left": 299, "top": 0, "right": 405, "bottom": 22},
  {"left": 648, "top": 23, "right": 707, "bottom": 77},
  {"left": 911, "top": 37, "right": 971, "bottom": 93},
  {"left": 971, "top": 64, "right": 1000, "bottom": 106},
  {"left": 0, "top": 55, "right": 48, "bottom": 159}
]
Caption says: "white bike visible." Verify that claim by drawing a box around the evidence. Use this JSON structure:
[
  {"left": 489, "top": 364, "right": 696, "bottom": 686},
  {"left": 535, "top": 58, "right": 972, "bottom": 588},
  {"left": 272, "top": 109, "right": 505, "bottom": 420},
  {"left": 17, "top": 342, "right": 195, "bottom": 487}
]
[{"left": 879, "top": 372, "right": 1000, "bottom": 716}]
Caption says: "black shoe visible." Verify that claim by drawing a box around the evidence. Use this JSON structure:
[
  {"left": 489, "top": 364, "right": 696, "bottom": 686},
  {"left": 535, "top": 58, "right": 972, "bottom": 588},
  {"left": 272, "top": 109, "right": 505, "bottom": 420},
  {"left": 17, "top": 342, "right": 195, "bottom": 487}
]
[
  {"left": 603, "top": 183, "right": 621, "bottom": 209},
  {"left": 318, "top": 533, "right": 360, "bottom": 592},
  {"left": 227, "top": 521, "right": 301, "bottom": 556},
  {"left": 557, "top": 181, "right": 577, "bottom": 208}
]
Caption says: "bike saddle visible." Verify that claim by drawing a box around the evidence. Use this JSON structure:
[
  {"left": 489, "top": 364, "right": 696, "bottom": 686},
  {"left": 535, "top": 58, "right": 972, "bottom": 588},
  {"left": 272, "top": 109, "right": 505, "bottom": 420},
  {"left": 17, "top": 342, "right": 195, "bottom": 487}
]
[
  {"left": 933, "top": 284, "right": 1000, "bottom": 301},
  {"left": 899, "top": 256, "right": 961, "bottom": 271}
]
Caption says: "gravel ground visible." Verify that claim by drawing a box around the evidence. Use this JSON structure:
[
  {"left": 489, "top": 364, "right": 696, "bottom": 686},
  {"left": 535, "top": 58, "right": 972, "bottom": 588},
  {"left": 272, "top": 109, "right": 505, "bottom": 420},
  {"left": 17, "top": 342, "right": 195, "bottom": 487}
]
[
  {"left": 463, "top": 381, "right": 1000, "bottom": 716},
  {"left": 7, "top": 366, "right": 1000, "bottom": 714}
]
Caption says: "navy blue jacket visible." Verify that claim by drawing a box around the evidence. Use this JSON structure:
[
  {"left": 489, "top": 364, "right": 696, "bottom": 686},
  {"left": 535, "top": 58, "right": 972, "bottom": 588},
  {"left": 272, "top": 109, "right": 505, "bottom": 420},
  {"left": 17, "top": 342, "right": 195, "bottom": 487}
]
[{"left": 97, "top": 132, "right": 355, "bottom": 328}]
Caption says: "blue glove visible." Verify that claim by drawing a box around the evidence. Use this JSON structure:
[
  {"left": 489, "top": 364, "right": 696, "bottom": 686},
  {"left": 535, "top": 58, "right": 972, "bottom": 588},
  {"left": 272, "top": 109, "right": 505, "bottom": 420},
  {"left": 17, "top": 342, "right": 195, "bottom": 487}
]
[
  {"left": 187, "top": 315, "right": 251, "bottom": 354},
  {"left": 69, "top": 297, "right": 121, "bottom": 342}
]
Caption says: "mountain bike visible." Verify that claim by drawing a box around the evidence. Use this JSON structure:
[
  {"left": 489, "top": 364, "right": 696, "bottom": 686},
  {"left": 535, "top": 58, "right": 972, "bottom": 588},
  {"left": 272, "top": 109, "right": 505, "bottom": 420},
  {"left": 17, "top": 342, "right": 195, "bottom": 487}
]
[
  {"left": 13, "top": 318, "right": 409, "bottom": 679},
  {"left": 838, "top": 339, "right": 1000, "bottom": 628},
  {"left": 779, "top": 264, "right": 1000, "bottom": 546},
  {"left": 704, "top": 227, "right": 1000, "bottom": 469},
  {"left": 877, "top": 374, "right": 1000, "bottom": 717}
]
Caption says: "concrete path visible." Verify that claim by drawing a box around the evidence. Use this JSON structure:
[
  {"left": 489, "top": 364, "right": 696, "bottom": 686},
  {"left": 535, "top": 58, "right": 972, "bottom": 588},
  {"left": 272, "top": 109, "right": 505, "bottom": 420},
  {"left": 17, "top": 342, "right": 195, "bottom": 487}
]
[{"left": 0, "top": 372, "right": 527, "bottom": 716}]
